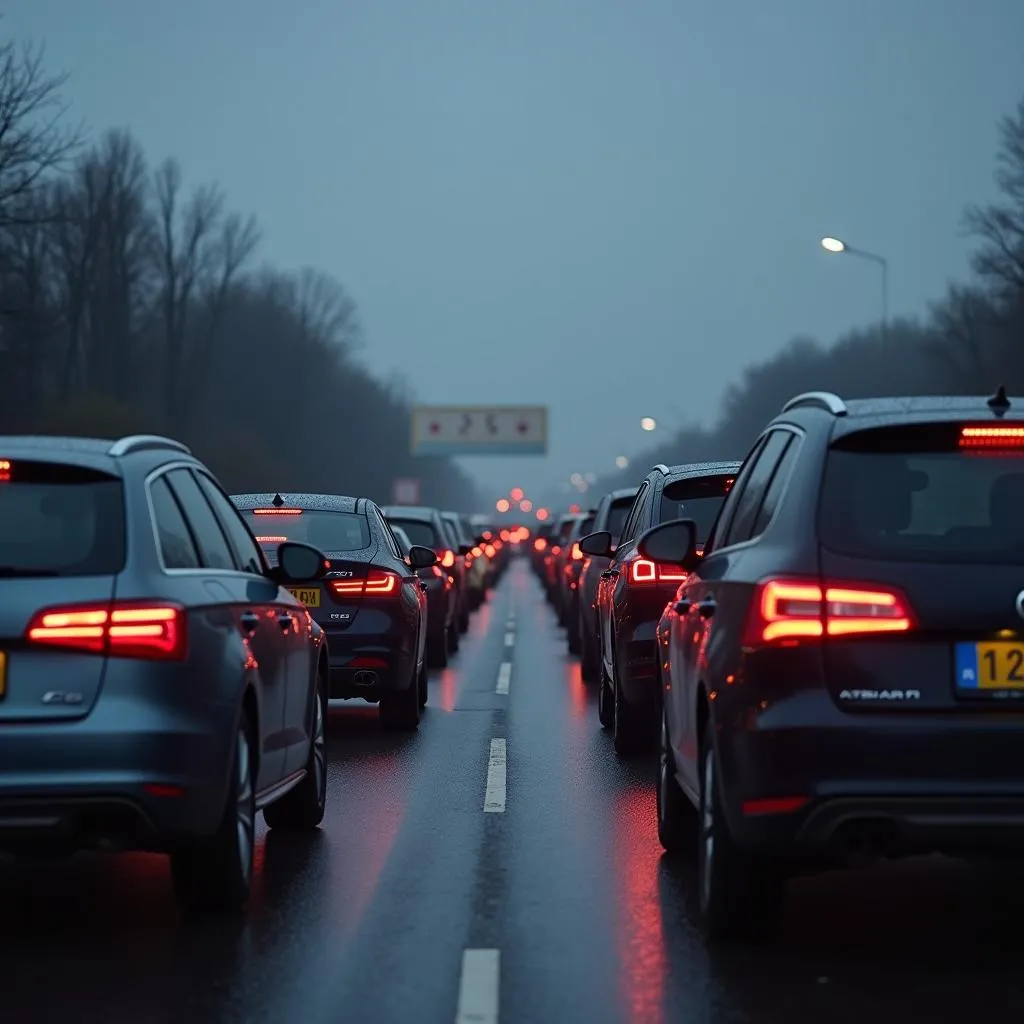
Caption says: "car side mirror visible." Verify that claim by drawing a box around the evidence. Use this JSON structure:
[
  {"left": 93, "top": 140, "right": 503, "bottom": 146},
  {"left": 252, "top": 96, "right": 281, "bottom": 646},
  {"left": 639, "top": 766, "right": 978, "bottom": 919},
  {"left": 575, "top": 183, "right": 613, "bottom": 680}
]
[
  {"left": 458, "top": 543, "right": 473, "bottom": 556},
  {"left": 637, "top": 519, "right": 700, "bottom": 570},
  {"left": 407, "top": 544, "right": 438, "bottom": 570},
  {"left": 275, "top": 541, "right": 327, "bottom": 582},
  {"left": 579, "top": 530, "right": 614, "bottom": 558}
]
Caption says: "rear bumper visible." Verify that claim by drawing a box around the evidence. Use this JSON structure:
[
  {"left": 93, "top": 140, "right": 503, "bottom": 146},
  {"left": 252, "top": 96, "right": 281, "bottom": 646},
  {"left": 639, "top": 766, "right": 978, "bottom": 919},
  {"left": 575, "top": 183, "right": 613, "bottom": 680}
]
[
  {"left": 326, "top": 637, "right": 415, "bottom": 699},
  {"left": 717, "top": 701, "right": 1024, "bottom": 863},
  {"left": 616, "top": 620, "right": 661, "bottom": 706}
]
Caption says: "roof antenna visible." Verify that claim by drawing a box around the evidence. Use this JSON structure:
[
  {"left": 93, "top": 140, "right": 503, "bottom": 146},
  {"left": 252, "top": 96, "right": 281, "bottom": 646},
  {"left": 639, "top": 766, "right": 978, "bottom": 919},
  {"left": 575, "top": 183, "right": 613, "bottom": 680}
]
[
  {"left": 987, "top": 384, "right": 1011, "bottom": 418},
  {"left": 272, "top": 493, "right": 284, "bottom": 507}
]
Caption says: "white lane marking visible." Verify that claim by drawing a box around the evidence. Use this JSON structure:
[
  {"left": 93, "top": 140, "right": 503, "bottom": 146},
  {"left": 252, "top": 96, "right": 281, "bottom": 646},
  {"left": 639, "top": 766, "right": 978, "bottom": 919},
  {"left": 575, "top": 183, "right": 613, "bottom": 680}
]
[
  {"left": 484, "top": 739, "right": 506, "bottom": 812},
  {"left": 455, "top": 948, "right": 500, "bottom": 1024},
  {"left": 505, "top": 619, "right": 515, "bottom": 630},
  {"left": 503, "top": 631, "right": 514, "bottom": 647},
  {"left": 495, "top": 661, "right": 512, "bottom": 695}
]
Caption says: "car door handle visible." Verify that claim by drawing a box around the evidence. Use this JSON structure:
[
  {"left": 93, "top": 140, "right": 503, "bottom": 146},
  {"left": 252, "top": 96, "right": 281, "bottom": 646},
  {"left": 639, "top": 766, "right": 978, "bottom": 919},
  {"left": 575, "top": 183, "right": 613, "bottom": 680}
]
[
  {"left": 697, "top": 597, "right": 717, "bottom": 619},
  {"left": 673, "top": 597, "right": 692, "bottom": 615},
  {"left": 277, "top": 613, "right": 294, "bottom": 631},
  {"left": 240, "top": 611, "right": 260, "bottom": 633}
]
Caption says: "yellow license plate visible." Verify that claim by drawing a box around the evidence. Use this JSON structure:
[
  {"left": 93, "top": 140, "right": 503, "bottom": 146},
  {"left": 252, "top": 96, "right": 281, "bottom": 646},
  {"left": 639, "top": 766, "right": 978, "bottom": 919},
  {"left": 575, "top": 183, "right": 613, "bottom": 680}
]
[
  {"left": 0, "top": 651, "right": 5, "bottom": 699},
  {"left": 288, "top": 588, "right": 321, "bottom": 608},
  {"left": 958, "top": 642, "right": 1024, "bottom": 690}
]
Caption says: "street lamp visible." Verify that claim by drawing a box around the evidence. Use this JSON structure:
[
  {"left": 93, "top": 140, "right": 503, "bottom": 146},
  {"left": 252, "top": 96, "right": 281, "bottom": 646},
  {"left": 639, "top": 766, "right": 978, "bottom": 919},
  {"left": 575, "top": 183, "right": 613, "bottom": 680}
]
[
  {"left": 820, "top": 235, "right": 889, "bottom": 333},
  {"left": 615, "top": 455, "right": 629, "bottom": 469},
  {"left": 640, "top": 417, "right": 657, "bottom": 432}
]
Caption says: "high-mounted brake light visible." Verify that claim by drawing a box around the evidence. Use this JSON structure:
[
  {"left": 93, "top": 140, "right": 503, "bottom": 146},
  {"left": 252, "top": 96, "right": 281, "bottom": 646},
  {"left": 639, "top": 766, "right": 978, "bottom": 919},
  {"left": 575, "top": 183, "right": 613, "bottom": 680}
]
[
  {"left": 629, "top": 558, "right": 688, "bottom": 585},
  {"left": 0, "top": 458, "right": 10, "bottom": 482},
  {"left": 571, "top": 543, "right": 583, "bottom": 561},
  {"left": 741, "top": 578, "right": 913, "bottom": 647},
  {"left": 252, "top": 508, "right": 303, "bottom": 515},
  {"left": 329, "top": 569, "right": 400, "bottom": 597},
  {"left": 255, "top": 535, "right": 287, "bottom": 543},
  {"left": 959, "top": 426, "right": 1024, "bottom": 449},
  {"left": 26, "top": 602, "right": 187, "bottom": 659},
  {"left": 439, "top": 549, "right": 456, "bottom": 568}
]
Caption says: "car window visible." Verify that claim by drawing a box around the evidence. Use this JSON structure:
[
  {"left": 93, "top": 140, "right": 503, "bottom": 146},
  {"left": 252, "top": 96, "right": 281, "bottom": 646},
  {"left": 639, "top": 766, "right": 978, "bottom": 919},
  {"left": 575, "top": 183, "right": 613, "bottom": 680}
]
[
  {"left": 164, "top": 469, "right": 236, "bottom": 570},
  {"left": 149, "top": 475, "right": 200, "bottom": 569},
  {"left": 605, "top": 497, "right": 634, "bottom": 540},
  {"left": 193, "top": 471, "right": 265, "bottom": 574},
  {"left": 658, "top": 474, "right": 735, "bottom": 542},
  {"left": 243, "top": 509, "right": 370, "bottom": 552},
  {"left": 0, "top": 460, "right": 126, "bottom": 576},
  {"left": 618, "top": 483, "right": 650, "bottom": 544},
  {"left": 391, "top": 526, "right": 411, "bottom": 554},
  {"left": 705, "top": 436, "right": 769, "bottom": 554},
  {"left": 387, "top": 517, "right": 438, "bottom": 548},
  {"left": 751, "top": 436, "right": 802, "bottom": 537},
  {"left": 371, "top": 507, "right": 402, "bottom": 558},
  {"left": 720, "top": 432, "right": 791, "bottom": 548}
]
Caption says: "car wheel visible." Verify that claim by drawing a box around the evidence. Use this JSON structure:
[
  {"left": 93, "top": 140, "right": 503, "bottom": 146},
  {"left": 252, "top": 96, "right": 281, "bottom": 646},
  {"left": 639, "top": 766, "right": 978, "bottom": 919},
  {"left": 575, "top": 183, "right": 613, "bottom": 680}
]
[
  {"left": 579, "top": 611, "right": 599, "bottom": 684},
  {"left": 379, "top": 667, "right": 420, "bottom": 730},
  {"left": 657, "top": 708, "right": 696, "bottom": 853},
  {"left": 171, "top": 711, "right": 256, "bottom": 915},
  {"left": 418, "top": 659, "right": 429, "bottom": 709},
  {"left": 427, "top": 628, "right": 449, "bottom": 669},
  {"left": 447, "top": 619, "right": 460, "bottom": 653},
  {"left": 597, "top": 662, "right": 615, "bottom": 729},
  {"left": 458, "top": 604, "right": 470, "bottom": 634},
  {"left": 264, "top": 681, "right": 327, "bottom": 831},
  {"left": 697, "top": 734, "right": 784, "bottom": 941}
]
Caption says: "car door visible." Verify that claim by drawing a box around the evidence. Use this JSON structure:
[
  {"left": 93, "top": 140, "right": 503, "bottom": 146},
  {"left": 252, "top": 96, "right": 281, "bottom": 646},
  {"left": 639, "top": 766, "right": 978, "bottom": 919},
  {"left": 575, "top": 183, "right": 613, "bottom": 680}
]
[
  {"left": 192, "top": 470, "right": 313, "bottom": 776},
  {"left": 601, "top": 483, "right": 650, "bottom": 675},
  {"left": 163, "top": 467, "right": 289, "bottom": 789},
  {"left": 375, "top": 508, "right": 427, "bottom": 668}
]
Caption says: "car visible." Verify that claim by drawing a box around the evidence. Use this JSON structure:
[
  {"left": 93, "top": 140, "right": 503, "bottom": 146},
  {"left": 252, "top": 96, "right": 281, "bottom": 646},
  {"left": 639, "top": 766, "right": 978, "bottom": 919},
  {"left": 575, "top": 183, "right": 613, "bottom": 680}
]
[
  {"left": 550, "top": 512, "right": 586, "bottom": 624},
  {"left": 235, "top": 492, "right": 435, "bottom": 728},
  {"left": 577, "top": 488, "right": 637, "bottom": 683},
  {"left": 380, "top": 505, "right": 462, "bottom": 665},
  {"left": 531, "top": 520, "right": 557, "bottom": 577},
  {"left": 581, "top": 461, "right": 740, "bottom": 754},
  {"left": 561, "top": 509, "right": 596, "bottom": 653},
  {"left": 639, "top": 388, "right": 1024, "bottom": 941},
  {"left": 0, "top": 434, "right": 330, "bottom": 914},
  {"left": 440, "top": 510, "right": 476, "bottom": 629},
  {"left": 543, "top": 514, "right": 578, "bottom": 602}
]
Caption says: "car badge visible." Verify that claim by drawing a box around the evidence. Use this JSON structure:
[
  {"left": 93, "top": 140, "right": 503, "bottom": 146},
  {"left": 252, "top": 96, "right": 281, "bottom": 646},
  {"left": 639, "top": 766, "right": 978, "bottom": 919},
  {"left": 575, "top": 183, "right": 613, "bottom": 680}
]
[{"left": 1016, "top": 590, "right": 1024, "bottom": 623}]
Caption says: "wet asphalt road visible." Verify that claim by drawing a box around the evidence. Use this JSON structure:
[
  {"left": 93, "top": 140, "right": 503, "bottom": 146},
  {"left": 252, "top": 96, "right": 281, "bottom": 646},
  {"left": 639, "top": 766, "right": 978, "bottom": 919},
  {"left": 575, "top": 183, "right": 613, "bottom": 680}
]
[{"left": 4, "top": 557, "right": 1024, "bottom": 1023}]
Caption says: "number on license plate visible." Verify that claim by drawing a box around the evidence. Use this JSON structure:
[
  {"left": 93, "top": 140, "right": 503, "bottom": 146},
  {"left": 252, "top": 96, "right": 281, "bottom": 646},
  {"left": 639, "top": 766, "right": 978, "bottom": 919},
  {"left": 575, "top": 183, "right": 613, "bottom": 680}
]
[
  {"left": 956, "top": 641, "right": 1024, "bottom": 690},
  {"left": 288, "top": 588, "right": 320, "bottom": 607}
]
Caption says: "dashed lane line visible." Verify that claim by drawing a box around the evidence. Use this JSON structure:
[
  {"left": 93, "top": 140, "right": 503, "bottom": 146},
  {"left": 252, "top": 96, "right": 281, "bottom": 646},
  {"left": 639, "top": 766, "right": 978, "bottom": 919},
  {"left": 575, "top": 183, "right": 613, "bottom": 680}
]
[
  {"left": 503, "top": 631, "right": 515, "bottom": 647},
  {"left": 495, "top": 661, "right": 512, "bottom": 695},
  {"left": 484, "top": 739, "right": 506, "bottom": 812},
  {"left": 455, "top": 948, "right": 500, "bottom": 1024}
]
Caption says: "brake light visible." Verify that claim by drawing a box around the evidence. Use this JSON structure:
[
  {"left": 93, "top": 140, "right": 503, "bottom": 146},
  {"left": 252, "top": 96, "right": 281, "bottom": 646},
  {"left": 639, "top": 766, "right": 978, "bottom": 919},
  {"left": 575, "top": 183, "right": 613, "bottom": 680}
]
[
  {"left": 484, "top": 543, "right": 496, "bottom": 558},
  {"left": 959, "top": 425, "right": 1024, "bottom": 449},
  {"left": 26, "top": 602, "right": 187, "bottom": 659},
  {"left": 550, "top": 545, "right": 561, "bottom": 556},
  {"left": 472, "top": 546, "right": 483, "bottom": 558},
  {"left": 0, "top": 459, "right": 9, "bottom": 483},
  {"left": 439, "top": 549, "right": 456, "bottom": 568},
  {"left": 742, "top": 578, "right": 913, "bottom": 646},
  {"left": 629, "top": 559, "right": 688, "bottom": 585},
  {"left": 534, "top": 538, "right": 546, "bottom": 552},
  {"left": 252, "top": 508, "right": 303, "bottom": 515},
  {"left": 255, "top": 535, "right": 287, "bottom": 543},
  {"left": 571, "top": 543, "right": 583, "bottom": 561},
  {"left": 329, "top": 569, "right": 400, "bottom": 597}
]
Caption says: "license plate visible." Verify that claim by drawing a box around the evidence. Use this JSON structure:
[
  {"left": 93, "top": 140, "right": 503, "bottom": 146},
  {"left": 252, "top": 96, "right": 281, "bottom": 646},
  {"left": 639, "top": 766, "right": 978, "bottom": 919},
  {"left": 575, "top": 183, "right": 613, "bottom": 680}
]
[
  {"left": 0, "top": 651, "right": 5, "bottom": 699},
  {"left": 955, "top": 642, "right": 1024, "bottom": 691},
  {"left": 288, "top": 587, "right": 321, "bottom": 608}
]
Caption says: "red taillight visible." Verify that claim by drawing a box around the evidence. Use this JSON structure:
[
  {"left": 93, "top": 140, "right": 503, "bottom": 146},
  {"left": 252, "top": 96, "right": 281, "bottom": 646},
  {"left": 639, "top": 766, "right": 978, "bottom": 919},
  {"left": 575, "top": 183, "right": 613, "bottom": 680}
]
[
  {"left": 439, "top": 549, "right": 456, "bottom": 568},
  {"left": 959, "top": 425, "right": 1024, "bottom": 449},
  {"left": 484, "top": 543, "right": 496, "bottom": 558},
  {"left": 329, "top": 569, "right": 400, "bottom": 597},
  {"left": 0, "top": 458, "right": 10, "bottom": 483},
  {"left": 571, "top": 542, "right": 583, "bottom": 561},
  {"left": 550, "top": 545, "right": 561, "bottom": 556},
  {"left": 534, "top": 538, "right": 546, "bottom": 552},
  {"left": 26, "top": 602, "right": 187, "bottom": 660},
  {"left": 628, "top": 558, "right": 688, "bottom": 585},
  {"left": 472, "top": 546, "right": 483, "bottom": 558},
  {"left": 741, "top": 578, "right": 914, "bottom": 647},
  {"left": 742, "top": 796, "right": 808, "bottom": 816},
  {"left": 252, "top": 508, "right": 303, "bottom": 515}
]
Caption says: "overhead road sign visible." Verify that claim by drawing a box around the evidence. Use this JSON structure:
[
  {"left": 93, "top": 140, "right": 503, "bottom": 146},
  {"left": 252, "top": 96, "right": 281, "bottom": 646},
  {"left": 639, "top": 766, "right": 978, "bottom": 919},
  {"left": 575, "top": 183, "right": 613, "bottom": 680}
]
[
  {"left": 411, "top": 405, "right": 548, "bottom": 456},
  {"left": 392, "top": 478, "right": 420, "bottom": 504}
]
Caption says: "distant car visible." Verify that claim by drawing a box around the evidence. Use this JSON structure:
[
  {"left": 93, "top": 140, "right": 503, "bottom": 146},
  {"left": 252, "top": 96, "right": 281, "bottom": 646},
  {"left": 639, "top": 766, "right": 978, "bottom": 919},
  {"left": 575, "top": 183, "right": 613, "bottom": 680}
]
[
  {"left": 643, "top": 390, "right": 1024, "bottom": 941},
  {"left": 583, "top": 461, "right": 740, "bottom": 754},
  {"left": 440, "top": 510, "right": 476, "bottom": 630},
  {"left": 561, "top": 510, "right": 596, "bottom": 652},
  {"left": 0, "top": 434, "right": 330, "bottom": 914},
  {"left": 235, "top": 492, "right": 435, "bottom": 728},
  {"left": 381, "top": 505, "right": 461, "bottom": 666}
]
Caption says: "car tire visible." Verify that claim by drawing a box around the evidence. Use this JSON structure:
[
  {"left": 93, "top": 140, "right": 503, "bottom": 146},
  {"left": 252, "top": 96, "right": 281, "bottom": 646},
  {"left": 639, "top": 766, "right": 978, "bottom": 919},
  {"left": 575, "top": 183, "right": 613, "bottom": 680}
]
[
  {"left": 580, "top": 611, "right": 599, "bottom": 684},
  {"left": 447, "top": 619, "right": 460, "bottom": 654},
  {"left": 697, "top": 733, "right": 785, "bottom": 942},
  {"left": 657, "top": 708, "right": 696, "bottom": 853},
  {"left": 264, "top": 681, "right": 327, "bottom": 831},
  {"left": 171, "top": 711, "right": 256, "bottom": 915},
  {"left": 418, "top": 659, "right": 429, "bottom": 709},
  {"left": 458, "top": 604, "right": 470, "bottom": 634},
  {"left": 380, "top": 669, "right": 420, "bottom": 730},
  {"left": 427, "top": 628, "right": 449, "bottom": 669},
  {"left": 597, "top": 662, "right": 615, "bottom": 729}
]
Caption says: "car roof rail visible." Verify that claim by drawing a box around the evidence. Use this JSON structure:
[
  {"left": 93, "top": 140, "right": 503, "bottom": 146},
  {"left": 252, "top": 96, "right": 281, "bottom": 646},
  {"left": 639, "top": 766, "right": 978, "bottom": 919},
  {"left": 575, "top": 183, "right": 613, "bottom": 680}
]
[
  {"left": 780, "top": 391, "right": 848, "bottom": 416},
  {"left": 653, "top": 463, "right": 670, "bottom": 474},
  {"left": 107, "top": 434, "right": 193, "bottom": 458}
]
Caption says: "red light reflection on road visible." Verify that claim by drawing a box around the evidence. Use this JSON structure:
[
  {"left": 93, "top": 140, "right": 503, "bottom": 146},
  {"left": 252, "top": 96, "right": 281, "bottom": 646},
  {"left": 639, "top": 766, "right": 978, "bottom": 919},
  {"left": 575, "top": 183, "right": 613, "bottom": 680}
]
[
  {"left": 439, "top": 667, "right": 457, "bottom": 711},
  {"left": 611, "top": 786, "right": 667, "bottom": 1024},
  {"left": 566, "top": 659, "right": 587, "bottom": 719}
]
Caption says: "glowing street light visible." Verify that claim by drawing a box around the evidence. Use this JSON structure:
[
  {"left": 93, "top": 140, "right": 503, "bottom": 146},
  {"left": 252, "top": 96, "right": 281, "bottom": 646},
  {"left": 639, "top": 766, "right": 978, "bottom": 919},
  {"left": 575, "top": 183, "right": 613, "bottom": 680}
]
[
  {"left": 496, "top": 498, "right": 510, "bottom": 513},
  {"left": 615, "top": 455, "right": 629, "bottom": 469},
  {"left": 821, "top": 236, "right": 845, "bottom": 253},
  {"left": 820, "top": 234, "right": 889, "bottom": 332},
  {"left": 640, "top": 417, "right": 657, "bottom": 432}
]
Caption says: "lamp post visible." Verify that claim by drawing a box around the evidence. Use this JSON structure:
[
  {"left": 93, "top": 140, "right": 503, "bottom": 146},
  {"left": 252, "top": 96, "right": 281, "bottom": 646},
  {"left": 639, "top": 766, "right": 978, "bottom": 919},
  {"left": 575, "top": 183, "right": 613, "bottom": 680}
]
[{"left": 821, "top": 235, "right": 889, "bottom": 335}]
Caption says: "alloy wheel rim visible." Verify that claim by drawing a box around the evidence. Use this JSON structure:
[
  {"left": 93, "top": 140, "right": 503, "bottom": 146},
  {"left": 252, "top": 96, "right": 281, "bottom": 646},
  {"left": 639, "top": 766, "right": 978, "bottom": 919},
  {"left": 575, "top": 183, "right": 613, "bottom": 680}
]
[
  {"left": 236, "top": 728, "right": 254, "bottom": 883},
  {"left": 313, "top": 692, "right": 326, "bottom": 803},
  {"left": 701, "top": 748, "right": 715, "bottom": 905}
]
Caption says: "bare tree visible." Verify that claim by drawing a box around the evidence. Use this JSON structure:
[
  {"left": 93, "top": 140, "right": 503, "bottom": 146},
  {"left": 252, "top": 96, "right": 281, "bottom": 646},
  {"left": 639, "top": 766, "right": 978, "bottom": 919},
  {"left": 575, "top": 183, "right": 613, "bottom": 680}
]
[
  {"left": 0, "top": 36, "right": 81, "bottom": 231},
  {"left": 293, "top": 266, "right": 360, "bottom": 352}
]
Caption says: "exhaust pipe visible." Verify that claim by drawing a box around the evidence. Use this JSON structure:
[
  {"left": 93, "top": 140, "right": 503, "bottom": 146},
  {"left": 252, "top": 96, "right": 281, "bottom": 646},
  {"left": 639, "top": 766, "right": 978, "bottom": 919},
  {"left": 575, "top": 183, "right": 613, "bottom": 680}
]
[{"left": 353, "top": 670, "right": 379, "bottom": 687}]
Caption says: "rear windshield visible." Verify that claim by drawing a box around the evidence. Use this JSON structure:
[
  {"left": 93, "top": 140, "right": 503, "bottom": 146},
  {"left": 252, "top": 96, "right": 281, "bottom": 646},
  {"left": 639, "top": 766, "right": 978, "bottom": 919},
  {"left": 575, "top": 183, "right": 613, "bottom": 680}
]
[
  {"left": 387, "top": 518, "right": 437, "bottom": 548},
  {"left": 821, "top": 423, "right": 1024, "bottom": 564},
  {"left": 0, "top": 460, "right": 125, "bottom": 576},
  {"left": 606, "top": 499, "right": 633, "bottom": 539},
  {"left": 245, "top": 510, "right": 370, "bottom": 551},
  {"left": 659, "top": 475, "right": 732, "bottom": 541}
]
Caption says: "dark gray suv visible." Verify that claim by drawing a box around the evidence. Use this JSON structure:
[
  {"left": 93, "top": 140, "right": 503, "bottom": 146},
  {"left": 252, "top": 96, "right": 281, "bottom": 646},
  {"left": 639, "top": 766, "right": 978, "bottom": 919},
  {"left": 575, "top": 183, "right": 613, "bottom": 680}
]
[{"left": 0, "top": 434, "right": 330, "bottom": 914}]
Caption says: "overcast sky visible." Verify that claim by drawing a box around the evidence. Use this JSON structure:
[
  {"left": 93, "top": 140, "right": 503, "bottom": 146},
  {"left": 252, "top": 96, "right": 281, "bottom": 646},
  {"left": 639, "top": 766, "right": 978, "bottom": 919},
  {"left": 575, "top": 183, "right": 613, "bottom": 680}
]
[{"left": 8, "top": 0, "right": 1024, "bottom": 502}]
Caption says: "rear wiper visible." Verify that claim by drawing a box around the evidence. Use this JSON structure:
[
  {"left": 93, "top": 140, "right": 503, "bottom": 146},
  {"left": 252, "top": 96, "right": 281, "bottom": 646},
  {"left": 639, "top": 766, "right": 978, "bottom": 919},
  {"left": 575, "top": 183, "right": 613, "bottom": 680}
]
[{"left": 0, "top": 567, "right": 62, "bottom": 578}]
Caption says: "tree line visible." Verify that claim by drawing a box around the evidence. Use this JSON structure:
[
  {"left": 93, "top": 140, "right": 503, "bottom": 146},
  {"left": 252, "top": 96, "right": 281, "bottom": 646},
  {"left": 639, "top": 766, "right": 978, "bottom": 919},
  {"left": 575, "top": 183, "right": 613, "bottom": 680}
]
[
  {"left": 590, "top": 90, "right": 1024, "bottom": 496},
  {"left": 0, "top": 34, "right": 479, "bottom": 510}
]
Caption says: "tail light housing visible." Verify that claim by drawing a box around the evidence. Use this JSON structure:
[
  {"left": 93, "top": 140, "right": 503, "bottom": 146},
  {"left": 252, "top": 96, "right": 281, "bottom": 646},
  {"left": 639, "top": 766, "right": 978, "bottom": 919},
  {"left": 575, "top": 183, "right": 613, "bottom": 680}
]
[
  {"left": 741, "top": 578, "right": 914, "bottom": 647},
  {"left": 438, "top": 549, "right": 456, "bottom": 569},
  {"left": 329, "top": 569, "right": 400, "bottom": 597},
  {"left": 26, "top": 602, "right": 187, "bottom": 660},
  {"left": 571, "top": 543, "right": 583, "bottom": 561},
  {"left": 628, "top": 558, "right": 688, "bottom": 585}
]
